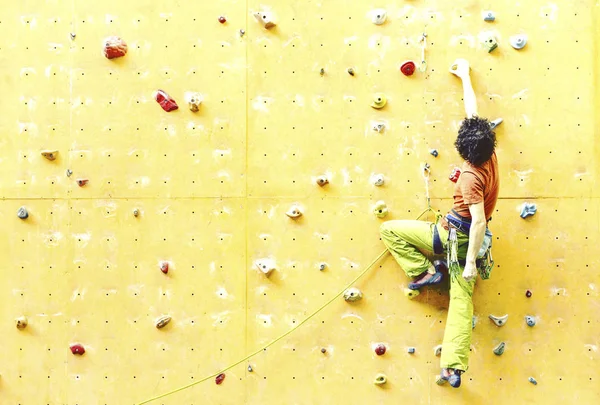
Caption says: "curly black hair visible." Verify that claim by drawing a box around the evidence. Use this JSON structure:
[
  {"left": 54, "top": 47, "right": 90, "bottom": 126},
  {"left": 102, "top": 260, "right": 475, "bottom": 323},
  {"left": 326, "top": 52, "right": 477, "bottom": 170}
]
[{"left": 454, "top": 116, "right": 497, "bottom": 166}]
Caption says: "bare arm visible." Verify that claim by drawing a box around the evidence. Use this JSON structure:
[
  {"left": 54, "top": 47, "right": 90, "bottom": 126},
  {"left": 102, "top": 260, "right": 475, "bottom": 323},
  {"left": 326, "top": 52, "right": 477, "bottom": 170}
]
[
  {"left": 461, "top": 76, "right": 478, "bottom": 118},
  {"left": 462, "top": 202, "right": 486, "bottom": 281},
  {"left": 450, "top": 58, "right": 478, "bottom": 118},
  {"left": 466, "top": 202, "right": 486, "bottom": 263}
]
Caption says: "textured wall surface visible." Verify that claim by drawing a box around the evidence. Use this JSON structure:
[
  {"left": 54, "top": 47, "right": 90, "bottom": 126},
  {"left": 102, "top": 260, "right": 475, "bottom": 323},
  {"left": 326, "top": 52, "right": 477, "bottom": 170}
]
[{"left": 1, "top": 1, "right": 599, "bottom": 404}]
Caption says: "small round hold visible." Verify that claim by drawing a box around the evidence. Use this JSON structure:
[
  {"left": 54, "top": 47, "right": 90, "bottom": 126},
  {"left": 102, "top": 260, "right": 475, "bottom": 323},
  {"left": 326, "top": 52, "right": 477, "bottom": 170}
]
[
  {"left": 529, "top": 376, "right": 538, "bottom": 385},
  {"left": 17, "top": 207, "right": 29, "bottom": 219},
  {"left": 70, "top": 32, "right": 76, "bottom": 40},
  {"left": 321, "top": 348, "right": 327, "bottom": 354},
  {"left": 408, "top": 347, "right": 416, "bottom": 354},
  {"left": 347, "top": 68, "right": 355, "bottom": 76},
  {"left": 482, "top": 11, "right": 496, "bottom": 22},
  {"left": 319, "top": 68, "right": 325, "bottom": 76},
  {"left": 525, "top": 316, "right": 536, "bottom": 327},
  {"left": 371, "top": 93, "right": 387, "bottom": 109},
  {"left": 318, "top": 263, "right": 327, "bottom": 271},
  {"left": 316, "top": 176, "right": 329, "bottom": 187},
  {"left": 526, "top": 289, "right": 532, "bottom": 298},
  {"left": 372, "top": 9, "right": 387, "bottom": 25},
  {"left": 430, "top": 149, "right": 439, "bottom": 158},
  {"left": 434, "top": 344, "right": 442, "bottom": 356},
  {"left": 400, "top": 61, "right": 416, "bottom": 76},
  {"left": 372, "top": 174, "right": 385, "bottom": 186},
  {"left": 286, "top": 206, "right": 303, "bottom": 219},
  {"left": 66, "top": 169, "right": 73, "bottom": 177},
  {"left": 404, "top": 288, "right": 420, "bottom": 299},
  {"left": 239, "top": 29, "right": 246, "bottom": 37},
  {"left": 133, "top": 208, "right": 140, "bottom": 217},
  {"left": 374, "top": 343, "right": 386, "bottom": 356},
  {"left": 247, "top": 365, "right": 253, "bottom": 372},
  {"left": 160, "top": 261, "right": 169, "bottom": 274},
  {"left": 343, "top": 287, "right": 363, "bottom": 302},
  {"left": 374, "top": 373, "right": 387, "bottom": 385},
  {"left": 70, "top": 343, "right": 85, "bottom": 355},
  {"left": 218, "top": 16, "right": 227, "bottom": 24},
  {"left": 510, "top": 34, "right": 528, "bottom": 50},
  {"left": 16, "top": 316, "right": 28, "bottom": 330}
]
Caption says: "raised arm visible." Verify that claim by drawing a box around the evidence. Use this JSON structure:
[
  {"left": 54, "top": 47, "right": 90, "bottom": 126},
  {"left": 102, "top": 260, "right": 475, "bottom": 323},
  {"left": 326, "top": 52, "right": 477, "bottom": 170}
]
[{"left": 450, "top": 59, "right": 478, "bottom": 118}]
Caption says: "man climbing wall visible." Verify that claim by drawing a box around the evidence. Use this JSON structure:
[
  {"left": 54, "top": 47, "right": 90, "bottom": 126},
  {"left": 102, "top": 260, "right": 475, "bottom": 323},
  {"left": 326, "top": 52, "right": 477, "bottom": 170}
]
[{"left": 379, "top": 58, "right": 499, "bottom": 388}]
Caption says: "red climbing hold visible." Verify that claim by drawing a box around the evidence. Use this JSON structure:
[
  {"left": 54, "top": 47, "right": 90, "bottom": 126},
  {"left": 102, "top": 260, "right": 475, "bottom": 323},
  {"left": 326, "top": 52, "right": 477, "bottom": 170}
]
[
  {"left": 70, "top": 343, "right": 85, "bottom": 355},
  {"left": 449, "top": 167, "right": 461, "bottom": 183},
  {"left": 160, "top": 261, "right": 169, "bottom": 274},
  {"left": 154, "top": 90, "right": 179, "bottom": 112},
  {"left": 215, "top": 373, "right": 226, "bottom": 385},
  {"left": 218, "top": 16, "right": 227, "bottom": 24},
  {"left": 103, "top": 36, "right": 128, "bottom": 59},
  {"left": 400, "top": 61, "right": 416, "bottom": 76},
  {"left": 77, "top": 179, "right": 89, "bottom": 187},
  {"left": 375, "top": 343, "right": 387, "bottom": 356}
]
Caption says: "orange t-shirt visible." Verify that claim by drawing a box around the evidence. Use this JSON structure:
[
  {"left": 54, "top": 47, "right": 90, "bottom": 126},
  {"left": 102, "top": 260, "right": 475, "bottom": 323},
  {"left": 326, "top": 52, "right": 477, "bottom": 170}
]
[{"left": 449, "top": 152, "right": 499, "bottom": 221}]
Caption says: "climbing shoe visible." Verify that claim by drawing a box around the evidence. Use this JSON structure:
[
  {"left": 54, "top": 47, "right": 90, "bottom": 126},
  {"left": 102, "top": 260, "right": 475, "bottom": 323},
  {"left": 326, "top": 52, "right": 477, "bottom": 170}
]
[
  {"left": 449, "top": 370, "right": 463, "bottom": 388},
  {"left": 408, "top": 271, "right": 443, "bottom": 290}
]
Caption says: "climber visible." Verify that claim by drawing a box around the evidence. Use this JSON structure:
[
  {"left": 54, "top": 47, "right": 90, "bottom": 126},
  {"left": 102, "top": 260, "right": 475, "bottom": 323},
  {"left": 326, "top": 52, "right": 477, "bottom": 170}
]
[{"left": 379, "top": 58, "right": 499, "bottom": 388}]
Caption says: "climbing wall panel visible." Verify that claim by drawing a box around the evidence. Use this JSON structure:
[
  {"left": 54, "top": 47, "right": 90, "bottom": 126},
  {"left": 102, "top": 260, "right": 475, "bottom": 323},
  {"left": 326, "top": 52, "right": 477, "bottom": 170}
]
[
  {"left": 1, "top": 0, "right": 599, "bottom": 404},
  {"left": 70, "top": 0, "right": 247, "bottom": 199}
]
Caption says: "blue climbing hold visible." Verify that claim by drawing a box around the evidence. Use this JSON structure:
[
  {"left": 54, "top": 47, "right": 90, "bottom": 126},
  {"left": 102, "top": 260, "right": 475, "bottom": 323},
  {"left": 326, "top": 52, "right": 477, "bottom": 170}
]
[
  {"left": 408, "top": 347, "right": 415, "bottom": 354},
  {"left": 520, "top": 202, "right": 537, "bottom": 219},
  {"left": 529, "top": 377, "right": 538, "bottom": 385},
  {"left": 525, "top": 316, "right": 536, "bottom": 327},
  {"left": 430, "top": 149, "right": 439, "bottom": 158}
]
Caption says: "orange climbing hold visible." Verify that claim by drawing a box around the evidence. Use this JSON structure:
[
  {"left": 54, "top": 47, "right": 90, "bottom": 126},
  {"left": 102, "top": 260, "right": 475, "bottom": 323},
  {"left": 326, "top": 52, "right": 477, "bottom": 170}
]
[
  {"left": 77, "top": 179, "right": 89, "bottom": 187},
  {"left": 103, "top": 36, "right": 128, "bottom": 59}
]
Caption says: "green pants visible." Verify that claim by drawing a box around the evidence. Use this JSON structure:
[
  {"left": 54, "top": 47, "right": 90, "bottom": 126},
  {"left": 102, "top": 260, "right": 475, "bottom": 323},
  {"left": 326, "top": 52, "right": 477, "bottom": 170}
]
[{"left": 380, "top": 219, "right": 475, "bottom": 372}]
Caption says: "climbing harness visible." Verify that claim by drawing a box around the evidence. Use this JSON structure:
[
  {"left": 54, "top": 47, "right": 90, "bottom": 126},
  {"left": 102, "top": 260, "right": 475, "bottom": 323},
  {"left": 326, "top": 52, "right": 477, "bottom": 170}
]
[{"left": 445, "top": 211, "right": 494, "bottom": 280}]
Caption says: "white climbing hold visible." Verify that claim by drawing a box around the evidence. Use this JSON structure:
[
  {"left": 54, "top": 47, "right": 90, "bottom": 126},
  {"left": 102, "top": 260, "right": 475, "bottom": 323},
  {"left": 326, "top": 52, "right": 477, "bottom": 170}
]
[
  {"left": 373, "top": 122, "right": 386, "bottom": 133},
  {"left": 489, "top": 314, "right": 508, "bottom": 327},
  {"left": 255, "top": 258, "right": 276, "bottom": 277},
  {"left": 185, "top": 92, "right": 203, "bottom": 112},
  {"left": 510, "top": 34, "right": 528, "bottom": 50},
  {"left": 371, "top": 174, "right": 385, "bottom": 187},
  {"left": 373, "top": 200, "right": 388, "bottom": 218},
  {"left": 490, "top": 118, "right": 503, "bottom": 130},
  {"left": 343, "top": 287, "right": 363, "bottom": 302},
  {"left": 285, "top": 205, "right": 303, "bottom": 219},
  {"left": 434, "top": 344, "right": 442, "bottom": 356},
  {"left": 371, "top": 9, "right": 387, "bottom": 25},
  {"left": 482, "top": 10, "right": 496, "bottom": 21},
  {"left": 254, "top": 11, "right": 276, "bottom": 29},
  {"left": 316, "top": 175, "right": 329, "bottom": 187}
]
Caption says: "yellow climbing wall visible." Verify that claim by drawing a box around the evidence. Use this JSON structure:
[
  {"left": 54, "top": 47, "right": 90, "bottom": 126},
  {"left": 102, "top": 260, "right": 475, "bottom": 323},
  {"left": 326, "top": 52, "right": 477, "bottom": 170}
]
[{"left": 1, "top": 0, "right": 599, "bottom": 404}]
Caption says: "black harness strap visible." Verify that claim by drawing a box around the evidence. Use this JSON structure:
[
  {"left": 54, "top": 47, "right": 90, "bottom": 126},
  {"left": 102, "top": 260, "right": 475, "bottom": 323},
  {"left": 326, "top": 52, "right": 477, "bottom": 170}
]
[{"left": 432, "top": 225, "right": 444, "bottom": 254}]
